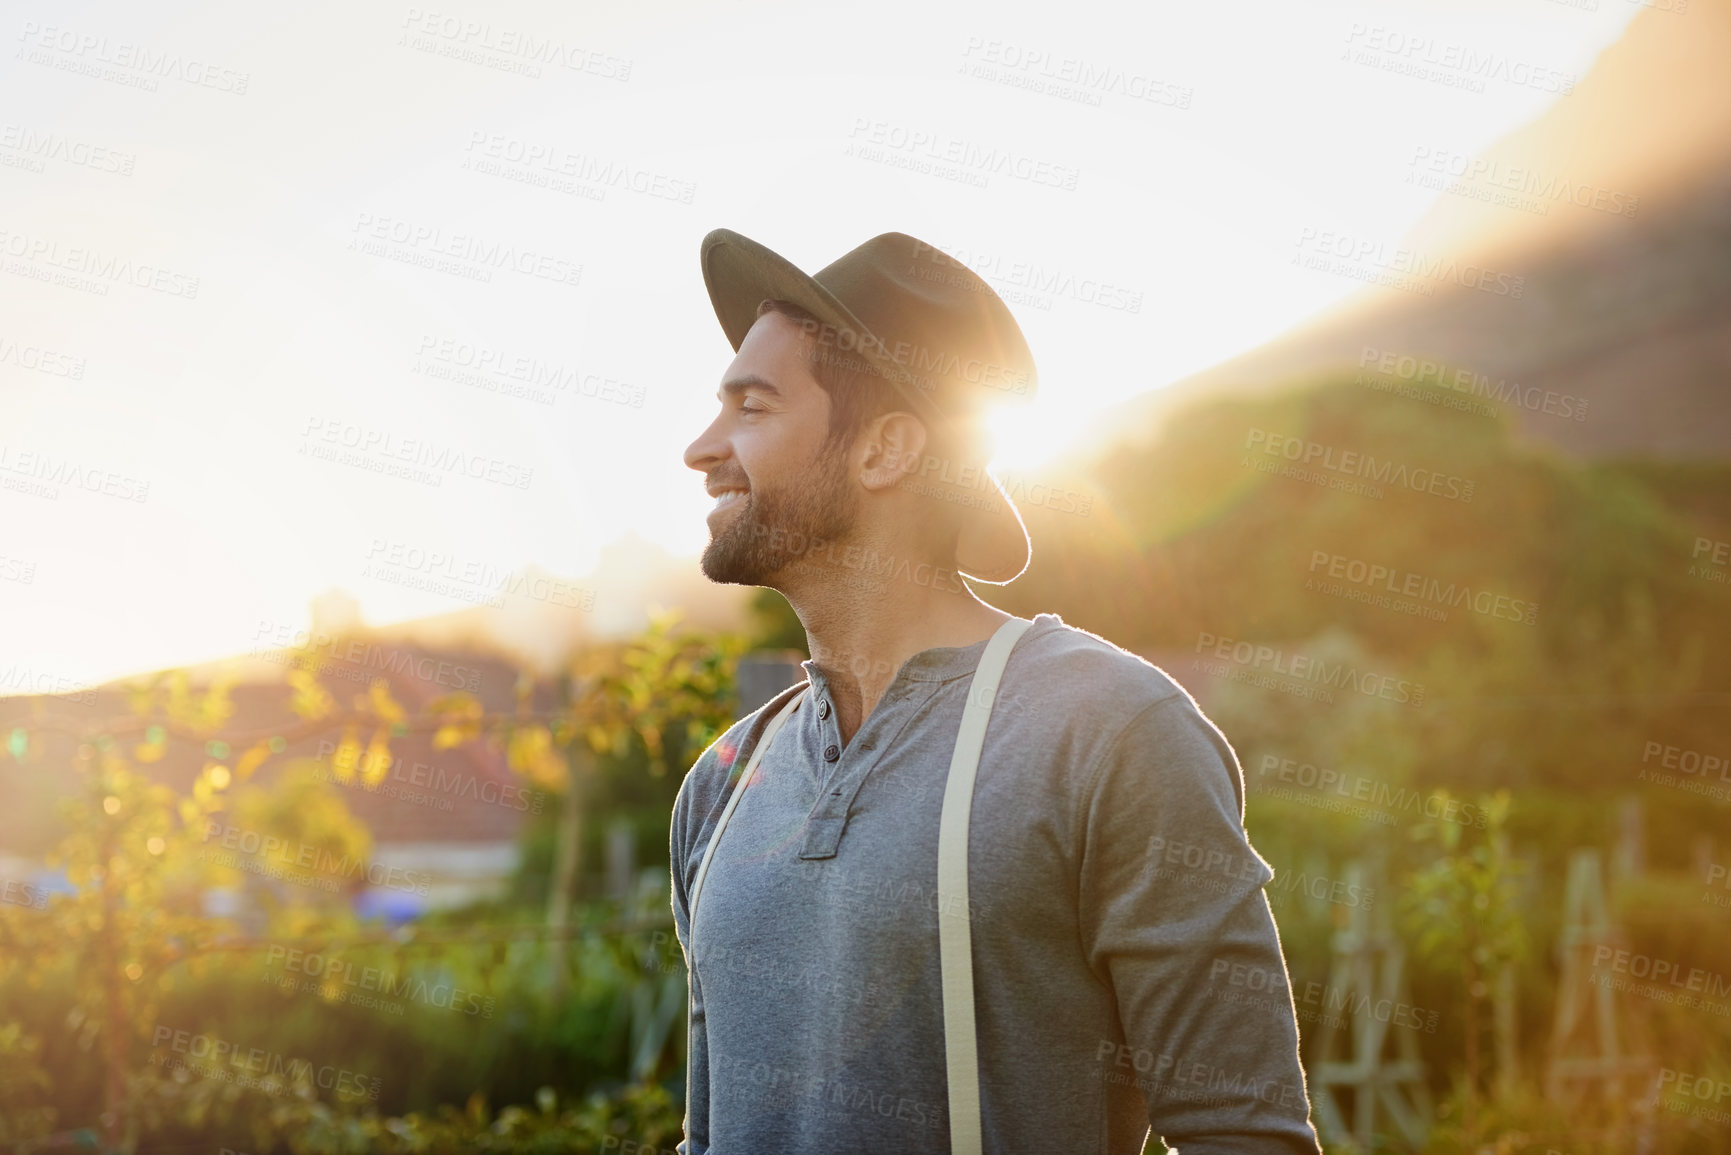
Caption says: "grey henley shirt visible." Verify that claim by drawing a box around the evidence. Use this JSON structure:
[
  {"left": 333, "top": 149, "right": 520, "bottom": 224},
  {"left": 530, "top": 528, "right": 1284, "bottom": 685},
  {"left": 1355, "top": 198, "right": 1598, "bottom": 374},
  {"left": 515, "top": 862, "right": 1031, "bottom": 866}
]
[{"left": 670, "top": 612, "right": 1322, "bottom": 1154}]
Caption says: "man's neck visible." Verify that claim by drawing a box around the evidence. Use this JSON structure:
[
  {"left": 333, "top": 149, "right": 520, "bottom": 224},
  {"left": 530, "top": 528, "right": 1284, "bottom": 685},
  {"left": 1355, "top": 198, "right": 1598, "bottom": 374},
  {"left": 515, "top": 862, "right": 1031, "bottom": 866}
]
[{"left": 789, "top": 584, "right": 1011, "bottom": 747}]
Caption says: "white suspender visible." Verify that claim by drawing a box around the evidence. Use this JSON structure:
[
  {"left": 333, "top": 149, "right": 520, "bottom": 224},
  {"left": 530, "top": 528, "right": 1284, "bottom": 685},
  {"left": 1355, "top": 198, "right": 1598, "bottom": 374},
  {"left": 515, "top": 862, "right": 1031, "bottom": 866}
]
[
  {"left": 688, "top": 686, "right": 807, "bottom": 945},
  {"left": 686, "top": 615, "right": 1034, "bottom": 1153},
  {"left": 685, "top": 685, "right": 807, "bottom": 1140},
  {"left": 935, "top": 614, "right": 1031, "bottom": 1154}
]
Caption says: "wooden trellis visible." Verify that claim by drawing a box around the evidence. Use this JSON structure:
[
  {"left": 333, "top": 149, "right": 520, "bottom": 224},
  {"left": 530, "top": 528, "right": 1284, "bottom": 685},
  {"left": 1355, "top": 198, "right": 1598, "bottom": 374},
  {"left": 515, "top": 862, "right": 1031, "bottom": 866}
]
[
  {"left": 1543, "top": 848, "right": 1656, "bottom": 1143},
  {"left": 1309, "top": 858, "right": 1433, "bottom": 1151}
]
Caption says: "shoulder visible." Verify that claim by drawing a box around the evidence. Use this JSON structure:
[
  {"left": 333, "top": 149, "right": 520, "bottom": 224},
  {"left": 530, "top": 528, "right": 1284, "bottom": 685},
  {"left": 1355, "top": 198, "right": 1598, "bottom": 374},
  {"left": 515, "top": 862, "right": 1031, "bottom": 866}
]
[
  {"left": 671, "top": 678, "right": 811, "bottom": 854},
  {"left": 1004, "top": 613, "right": 1241, "bottom": 802},
  {"left": 1005, "top": 612, "right": 1194, "bottom": 728}
]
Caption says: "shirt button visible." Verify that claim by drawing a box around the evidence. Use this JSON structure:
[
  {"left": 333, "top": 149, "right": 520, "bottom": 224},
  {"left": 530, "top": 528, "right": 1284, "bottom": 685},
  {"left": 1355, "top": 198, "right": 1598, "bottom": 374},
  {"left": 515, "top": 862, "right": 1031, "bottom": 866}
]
[
  {"left": 818, "top": 699, "right": 831, "bottom": 719},
  {"left": 824, "top": 744, "right": 840, "bottom": 762}
]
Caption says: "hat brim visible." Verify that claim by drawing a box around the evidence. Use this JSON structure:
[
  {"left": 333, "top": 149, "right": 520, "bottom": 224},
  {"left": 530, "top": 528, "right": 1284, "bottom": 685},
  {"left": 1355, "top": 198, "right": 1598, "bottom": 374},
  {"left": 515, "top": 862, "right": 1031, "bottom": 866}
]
[{"left": 700, "top": 228, "right": 1031, "bottom": 585}]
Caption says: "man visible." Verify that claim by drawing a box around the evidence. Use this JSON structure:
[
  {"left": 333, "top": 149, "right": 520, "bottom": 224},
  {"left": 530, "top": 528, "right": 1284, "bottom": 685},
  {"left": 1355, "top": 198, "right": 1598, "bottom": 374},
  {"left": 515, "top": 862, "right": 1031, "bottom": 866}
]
[{"left": 672, "top": 228, "right": 1322, "bottom": 1153}]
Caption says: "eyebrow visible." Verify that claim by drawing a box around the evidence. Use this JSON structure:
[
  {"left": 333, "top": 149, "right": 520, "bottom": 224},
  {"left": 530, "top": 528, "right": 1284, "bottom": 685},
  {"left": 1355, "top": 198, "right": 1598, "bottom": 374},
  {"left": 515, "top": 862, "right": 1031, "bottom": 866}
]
[{"left": 716, "top": 375, "right": 783, "bottom": 403}]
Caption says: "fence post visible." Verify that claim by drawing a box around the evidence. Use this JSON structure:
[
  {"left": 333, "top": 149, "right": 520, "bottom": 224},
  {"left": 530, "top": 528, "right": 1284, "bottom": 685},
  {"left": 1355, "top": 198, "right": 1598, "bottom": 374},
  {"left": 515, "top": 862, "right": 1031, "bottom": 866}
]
[{"left": 1309, "top": 856, "right": 1432, "bottom": 1151}]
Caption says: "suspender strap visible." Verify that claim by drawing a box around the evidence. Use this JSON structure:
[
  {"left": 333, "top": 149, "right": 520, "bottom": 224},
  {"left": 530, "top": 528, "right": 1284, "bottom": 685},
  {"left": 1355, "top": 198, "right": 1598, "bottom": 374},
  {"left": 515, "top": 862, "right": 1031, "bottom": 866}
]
[
  {"left": 683, "top": 615, "right": 1034, "bottom": 1153},
  {"left": 689, "top": 686, "right": 808, "bottom": 944},
  {"left": 685, "top": 685, "right": 806, "bottom": 1137},
  {"left": 937, "top": 615, "right": 1033, "bottom": 1155}
]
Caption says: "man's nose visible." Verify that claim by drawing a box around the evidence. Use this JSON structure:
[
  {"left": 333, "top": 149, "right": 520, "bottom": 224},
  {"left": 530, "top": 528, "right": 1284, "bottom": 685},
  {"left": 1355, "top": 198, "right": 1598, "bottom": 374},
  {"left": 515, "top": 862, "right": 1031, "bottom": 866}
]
[{"left": 684, "top": 415, "right": 727, "bottom": 474}]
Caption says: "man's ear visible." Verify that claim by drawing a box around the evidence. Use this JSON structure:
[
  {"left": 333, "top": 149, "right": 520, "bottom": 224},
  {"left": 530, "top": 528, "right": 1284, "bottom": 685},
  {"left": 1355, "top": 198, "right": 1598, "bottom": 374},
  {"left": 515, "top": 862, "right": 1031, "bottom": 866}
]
[{"left": 857, "top": 412, "right": 931, "bottom": 494}]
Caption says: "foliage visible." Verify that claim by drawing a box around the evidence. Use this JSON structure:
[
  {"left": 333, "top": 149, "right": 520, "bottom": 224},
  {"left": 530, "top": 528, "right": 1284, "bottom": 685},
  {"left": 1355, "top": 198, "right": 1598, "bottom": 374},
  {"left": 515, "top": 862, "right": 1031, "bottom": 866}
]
[
  {"left": 1398, "top": 791, "right": 1528, "bottom": 1126},
  {"left": 252, "top": 1080, "right": 682, "bottom": 1155},
  {"left": 0, "top": 613, "right": 745, "bottom": 1152},
  {"left": 6, "top": 368, "right": 1730, "bottom": 1150}
]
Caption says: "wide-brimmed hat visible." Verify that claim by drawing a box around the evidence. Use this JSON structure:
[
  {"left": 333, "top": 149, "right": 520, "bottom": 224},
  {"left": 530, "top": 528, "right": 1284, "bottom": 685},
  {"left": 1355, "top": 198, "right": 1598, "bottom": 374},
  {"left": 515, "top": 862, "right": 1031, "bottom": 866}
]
[{"left": 699, "top": 228, "right": 1038, "bottom": 584}]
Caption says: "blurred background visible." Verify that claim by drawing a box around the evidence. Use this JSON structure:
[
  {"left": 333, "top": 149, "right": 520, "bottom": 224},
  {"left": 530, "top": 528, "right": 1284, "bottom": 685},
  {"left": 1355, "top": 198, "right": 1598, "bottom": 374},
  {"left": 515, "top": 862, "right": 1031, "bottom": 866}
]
[{"left": 1, "top": 0, "right": 1728, "bottom": 1150}]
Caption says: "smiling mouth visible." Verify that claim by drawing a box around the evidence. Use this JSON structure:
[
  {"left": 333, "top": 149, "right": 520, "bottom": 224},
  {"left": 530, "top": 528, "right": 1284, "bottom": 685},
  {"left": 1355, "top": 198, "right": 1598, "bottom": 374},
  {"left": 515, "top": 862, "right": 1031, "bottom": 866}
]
[{"left": 709, "top": 489, "right": 748, "bottom": 515}]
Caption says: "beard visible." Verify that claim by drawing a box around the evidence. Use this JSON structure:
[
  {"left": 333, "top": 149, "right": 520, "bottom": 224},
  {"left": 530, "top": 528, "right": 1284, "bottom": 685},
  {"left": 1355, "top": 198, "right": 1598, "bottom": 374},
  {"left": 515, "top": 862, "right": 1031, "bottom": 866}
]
[{"left": 699, "top": 445, "right": 858, "bottom": 586}]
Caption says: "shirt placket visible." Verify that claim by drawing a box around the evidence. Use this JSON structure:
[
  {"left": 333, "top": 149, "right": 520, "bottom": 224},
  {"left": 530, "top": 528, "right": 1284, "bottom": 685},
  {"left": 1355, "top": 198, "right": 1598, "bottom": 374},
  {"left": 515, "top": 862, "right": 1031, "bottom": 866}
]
[{"left": 797, "top": 678, "right": 933, "bottom": 860}]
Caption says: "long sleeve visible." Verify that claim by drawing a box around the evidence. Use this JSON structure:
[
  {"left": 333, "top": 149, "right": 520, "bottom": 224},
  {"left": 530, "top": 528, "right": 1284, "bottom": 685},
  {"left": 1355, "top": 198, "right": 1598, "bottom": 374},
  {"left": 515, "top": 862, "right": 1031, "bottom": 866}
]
[
  {"left": 1078, "top": 693, "right": 1323, "bottom": 1155},
  {"left": 670, "top": 766, "right": 710, "bottom": 1155},
  {"left": 665, "top": 680, "right": 808, "bottom": 1155}
]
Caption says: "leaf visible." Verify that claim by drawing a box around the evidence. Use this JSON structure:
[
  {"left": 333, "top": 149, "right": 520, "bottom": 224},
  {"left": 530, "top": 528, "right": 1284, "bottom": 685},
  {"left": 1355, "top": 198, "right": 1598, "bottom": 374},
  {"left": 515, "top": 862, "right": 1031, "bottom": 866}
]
[
  {"left": 287, "top": 668, "right": 336, "bottom": 721},
  {"left": 430, "top": 693, "right": 485, "bottom": 748},
  {"left": 432, "top": 724, "right": 472, "bottom": 750},
  {"left": 331, "top": 727, "right": 362, "bottom": 785},
  {"left": 359, "top": 729, "right": 393, "bottom": 787},
  {"left": 234, "top": 741, "right": 271, "bottom": 782},
  {"left": 366, "top": 678, "right": 406, "bottom": 726}
]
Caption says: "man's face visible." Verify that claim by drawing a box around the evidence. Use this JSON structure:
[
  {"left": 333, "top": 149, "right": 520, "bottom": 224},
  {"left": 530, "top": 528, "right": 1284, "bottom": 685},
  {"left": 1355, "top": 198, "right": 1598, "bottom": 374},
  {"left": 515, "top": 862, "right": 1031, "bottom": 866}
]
[{"left": 683, "top": 312, "right": 857, "bottom": 586}]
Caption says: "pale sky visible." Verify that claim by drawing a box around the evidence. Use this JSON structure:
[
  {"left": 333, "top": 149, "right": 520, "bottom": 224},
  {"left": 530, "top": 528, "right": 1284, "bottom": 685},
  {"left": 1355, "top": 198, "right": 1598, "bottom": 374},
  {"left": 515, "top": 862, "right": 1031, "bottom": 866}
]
[{"left": 1, "top": 0, "right": 1641, "bottom": 691}]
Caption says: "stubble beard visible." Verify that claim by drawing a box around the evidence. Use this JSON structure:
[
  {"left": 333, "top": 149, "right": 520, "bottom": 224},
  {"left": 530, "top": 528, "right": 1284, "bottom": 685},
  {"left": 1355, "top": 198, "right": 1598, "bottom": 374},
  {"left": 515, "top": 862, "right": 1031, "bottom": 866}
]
[{"left": 700, "top": 445, "right": 858, "bottom": 587}]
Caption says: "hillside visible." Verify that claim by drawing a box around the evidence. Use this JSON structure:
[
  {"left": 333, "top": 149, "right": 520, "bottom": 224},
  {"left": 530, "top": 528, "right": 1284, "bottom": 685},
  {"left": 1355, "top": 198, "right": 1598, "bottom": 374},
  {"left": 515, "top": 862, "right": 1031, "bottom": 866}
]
[{"left": 1074, "top": 0, "right": 1731, "bottom": 465}]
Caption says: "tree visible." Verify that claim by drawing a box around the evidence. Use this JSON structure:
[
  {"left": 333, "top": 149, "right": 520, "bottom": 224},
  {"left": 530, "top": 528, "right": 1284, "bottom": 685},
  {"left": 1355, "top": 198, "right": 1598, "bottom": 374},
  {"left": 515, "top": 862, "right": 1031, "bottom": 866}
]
[
  {"left": 1397, "top": 789, "right": 1528, "bottom": 1136},
  {"left": 1, "top": 614, "right": 747, "bottom": 1149}
]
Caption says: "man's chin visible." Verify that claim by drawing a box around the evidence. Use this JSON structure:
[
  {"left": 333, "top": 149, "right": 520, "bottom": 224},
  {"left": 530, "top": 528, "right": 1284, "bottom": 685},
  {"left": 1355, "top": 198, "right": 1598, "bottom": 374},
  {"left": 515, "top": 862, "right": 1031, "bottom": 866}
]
[{"left": 699, "top": 522, "right": 779, "bottom": 586}]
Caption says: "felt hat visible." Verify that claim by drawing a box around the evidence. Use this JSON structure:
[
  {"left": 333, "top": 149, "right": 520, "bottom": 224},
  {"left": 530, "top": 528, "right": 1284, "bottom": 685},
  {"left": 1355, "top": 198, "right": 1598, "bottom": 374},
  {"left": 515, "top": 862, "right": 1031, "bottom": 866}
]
[{"left": 700, "top": 228, "right": 1038, "bottom": 584}]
